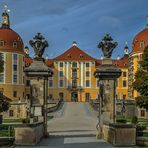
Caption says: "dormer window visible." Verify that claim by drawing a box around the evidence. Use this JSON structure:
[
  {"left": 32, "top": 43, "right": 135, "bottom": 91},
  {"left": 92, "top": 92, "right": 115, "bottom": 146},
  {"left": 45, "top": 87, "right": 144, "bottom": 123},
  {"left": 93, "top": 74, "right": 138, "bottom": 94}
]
[
  {"left": 140, "top": 41, "right": 145, "bottom": 48},
  {"left": 80, "top": 54, "right": 83, "bottom": 58},
  {"left": 13, "top": 42, "right": 17, "bottom": 48},
  {"left": 67, "top": 54, "right": 71, "bottom": 58},
  {"left": 0, "top": 41, "right": 4, "bottom": 47}
]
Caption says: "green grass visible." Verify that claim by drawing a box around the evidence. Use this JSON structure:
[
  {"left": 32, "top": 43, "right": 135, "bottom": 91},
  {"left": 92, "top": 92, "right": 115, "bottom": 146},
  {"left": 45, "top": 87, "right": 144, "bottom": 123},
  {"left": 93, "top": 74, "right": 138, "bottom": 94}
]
[
  {"left": 3, "top": 118, "right": 23, "bottom": 123},
  {"left": 0, "top": 125, "right": 14, "bottom": 137},
  {"left": 143, "top": 132, "right": 148, "bottom": 137}
]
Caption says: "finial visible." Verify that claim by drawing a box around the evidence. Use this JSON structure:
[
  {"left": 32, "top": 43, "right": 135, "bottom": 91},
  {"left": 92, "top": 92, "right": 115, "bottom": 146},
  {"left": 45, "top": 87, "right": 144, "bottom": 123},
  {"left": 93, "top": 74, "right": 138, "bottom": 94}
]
[
  {"left": 72, "top": 41, "right": 77, "bottom": 46},
  {"left": 3, "top": 4, "right": 10, "bottom": 14},
  {"left": 29, "top": 33, "right": 48, "bottom": 60},
  {"left": 98, "top": 34, "right": 118, "bottom": 58}
]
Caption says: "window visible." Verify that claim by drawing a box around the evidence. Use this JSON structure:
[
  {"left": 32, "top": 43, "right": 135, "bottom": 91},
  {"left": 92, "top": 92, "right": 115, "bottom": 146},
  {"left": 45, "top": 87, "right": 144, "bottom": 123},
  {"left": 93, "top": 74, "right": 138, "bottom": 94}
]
[
  {"left": 86, "top": 80, "right": 90, "bottom": 87},
  {"left": 26, "top": 80, "right": 30, "bottom": 86},
  {"left": 86, "top": 63, "right": 90, "bottom": 67},
  {"left": 72, "top": 69, "right": 77, "bottom": 78},
  {"left": 13, "top": 54, "right": 17, "bottom": 61},
  {"left": 72, "top": 62, "right": 77, "bottom": 68},
  {"left": 13, "top": 42, "right": 17, "bottom": 48},
  {"left": 59, "top": 71, "right": 63, "bottom": 77},
  {"left": 86, "top": 71, "right": 90, "bottom": 77},
  {"left": 72, "top": 79, "right": 77, "bottom": 88},
  {"left": 0, "top": 74, "right": 4, "bottom": 83},
  {"left": 123, "top": 95, "right": 126, "bottom": 99},
  {"left": 140, "top": 110, "right": 145, "bottom": 117},
  {"left": 122, "top": 80, "right": 127, "bottom": 87},
  {"left": 0, "top": 53, "right": 4, "bottom": 83},
  {"left": 140, "top": 41, "right": 145, "bottom": 48},
  {"left": 9, "top": 110, "right": 14, "bottom": 117},
  {"left": 123, "top": 72, "right": 127, "bottom": 77},
  {"left": 49, "top": 80, "right": 53, "bottom": 87},
  {"left": 13, "top": 91, "right": 17, "bottom": 97},
  {"left": 0, "top": 41, "right": 4, "bottom": 46},
  {"left": 13, "top": 75, "right": 17, "bottom": 83},
  {"left": 60, "top": 62, "right": 63, "bottom": 67},
  {"left": 13, "top": 65, "right": 17, "bottom": 71},
  {"left": 59, "top": 80, "right": 64, "bottom": 87}
]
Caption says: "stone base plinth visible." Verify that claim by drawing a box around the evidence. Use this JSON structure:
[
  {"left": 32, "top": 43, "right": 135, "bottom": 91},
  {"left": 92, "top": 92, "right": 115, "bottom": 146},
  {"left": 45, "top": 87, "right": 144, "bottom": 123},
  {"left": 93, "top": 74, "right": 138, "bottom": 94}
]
[
  {"left": 103, "top": 123, "right": 136, "bottom": 147},
  {"left": 14, "top": 122, "right": 44, "bottom": 146}
]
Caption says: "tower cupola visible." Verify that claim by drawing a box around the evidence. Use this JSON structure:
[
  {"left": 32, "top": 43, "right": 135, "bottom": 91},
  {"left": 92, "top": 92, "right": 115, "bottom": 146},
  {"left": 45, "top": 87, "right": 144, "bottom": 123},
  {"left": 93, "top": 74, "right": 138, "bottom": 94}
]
[
  {"left": 1, "top": 4, "right": 10, "bottom": 28},
  {"left": 124, "top": 42, "right": 129, "bottom": 55}
]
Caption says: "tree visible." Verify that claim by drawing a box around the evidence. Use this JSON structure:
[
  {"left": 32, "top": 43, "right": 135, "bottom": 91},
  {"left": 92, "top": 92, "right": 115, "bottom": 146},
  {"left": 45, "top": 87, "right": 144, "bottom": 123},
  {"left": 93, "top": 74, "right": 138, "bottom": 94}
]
[
  {"left": 0, "top": 53, "right": 9, "bottom": 113},
  {"left": 133, "top": 46, "right": 148, "bottom": 110}
]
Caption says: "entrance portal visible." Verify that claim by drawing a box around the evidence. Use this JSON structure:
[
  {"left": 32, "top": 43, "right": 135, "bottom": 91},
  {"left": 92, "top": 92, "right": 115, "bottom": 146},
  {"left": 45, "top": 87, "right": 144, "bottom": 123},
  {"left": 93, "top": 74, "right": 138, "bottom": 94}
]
[{"left": 71, "top": 92, "right": 78, "bottom": 102}]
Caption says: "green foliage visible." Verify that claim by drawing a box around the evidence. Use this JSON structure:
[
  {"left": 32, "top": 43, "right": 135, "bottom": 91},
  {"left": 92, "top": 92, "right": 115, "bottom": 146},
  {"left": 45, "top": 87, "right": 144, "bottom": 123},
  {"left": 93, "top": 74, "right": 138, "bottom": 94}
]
[
  {"left": 131, "top": 116, "right": 138, "bottom": 124},
  {"left": 22, "top": 118, "right": 30, "bottom": 123},
  {"left": 133, "top": 46, "right": 148, "bottom": 110},
  {"left": 0, "top": 92, "right": 9, "bottom": 113},
  {"left": 141, "top": 46, "right": 148, "bottom": 71},
  {"left": 116, "top": 118, "right": 127, "bottom": 123}
]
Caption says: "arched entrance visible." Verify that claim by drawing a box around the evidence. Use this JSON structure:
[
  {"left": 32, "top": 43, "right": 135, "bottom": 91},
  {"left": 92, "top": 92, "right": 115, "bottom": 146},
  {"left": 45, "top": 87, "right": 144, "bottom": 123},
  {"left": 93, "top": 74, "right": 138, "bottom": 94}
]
[{"left": 71, "top": 92, "right": 78, "bottom": 102}]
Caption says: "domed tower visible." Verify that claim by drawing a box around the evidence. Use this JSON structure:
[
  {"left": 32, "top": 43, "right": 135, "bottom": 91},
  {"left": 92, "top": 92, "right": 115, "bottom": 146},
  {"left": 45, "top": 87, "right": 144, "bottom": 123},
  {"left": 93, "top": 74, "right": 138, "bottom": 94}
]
[
  {"left": 0, "top": 5, "right": 26, "bottom": 118},
  {"left": 128, "top": 18, "right": 148, "bottom": 99}
]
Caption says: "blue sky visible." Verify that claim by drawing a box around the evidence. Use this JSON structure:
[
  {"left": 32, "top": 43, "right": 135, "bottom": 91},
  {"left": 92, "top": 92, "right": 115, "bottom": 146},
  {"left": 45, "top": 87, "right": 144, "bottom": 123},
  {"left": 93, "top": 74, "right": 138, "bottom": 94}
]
[{"left": 0, "top": 0, "right": 148, "bottom": 59}]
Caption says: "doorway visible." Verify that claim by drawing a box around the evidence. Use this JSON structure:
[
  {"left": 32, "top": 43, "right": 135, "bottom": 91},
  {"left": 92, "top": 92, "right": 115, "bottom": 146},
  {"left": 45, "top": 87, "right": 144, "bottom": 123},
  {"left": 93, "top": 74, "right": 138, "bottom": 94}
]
[
  {"left": 71, "top": 92, "right": 78, "bottom": 102},
  {"left": 85, "top": 93, "right": 90, "bottom": 102}
]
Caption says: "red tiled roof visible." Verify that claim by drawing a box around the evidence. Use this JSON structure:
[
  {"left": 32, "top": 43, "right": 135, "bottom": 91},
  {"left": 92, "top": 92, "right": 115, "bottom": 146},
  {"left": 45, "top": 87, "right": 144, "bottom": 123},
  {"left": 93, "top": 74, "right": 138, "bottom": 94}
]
[
  {"left": 113, "top": 58, "right": 128, "bottom": 68},
  {"left": 24, "top": 57, "right": 54, "bottom": 67},
  {"left": 54, "top": 45, "right": 96, "bottom": 61},
  {"left": 24, "top": 57, "right": 33, "bottom": 64},
  {"left": 0, "top": 28, "right": 24, "bottom": 54},
  {"left": 95, "top": 60, "right": 102, "bottom": 67},
  {"left": 45, "top": 59, "right": 54, "bottom": 67},
  {"left": 131, "top": 28, "right": 148, "bottom": 55}
]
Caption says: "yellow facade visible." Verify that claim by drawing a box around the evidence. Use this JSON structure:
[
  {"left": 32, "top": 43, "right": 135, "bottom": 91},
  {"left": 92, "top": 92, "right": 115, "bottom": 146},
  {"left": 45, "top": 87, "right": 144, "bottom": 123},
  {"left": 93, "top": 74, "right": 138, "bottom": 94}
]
[{"left": 47, "top": 46, "right": 129, "bottom": 102}]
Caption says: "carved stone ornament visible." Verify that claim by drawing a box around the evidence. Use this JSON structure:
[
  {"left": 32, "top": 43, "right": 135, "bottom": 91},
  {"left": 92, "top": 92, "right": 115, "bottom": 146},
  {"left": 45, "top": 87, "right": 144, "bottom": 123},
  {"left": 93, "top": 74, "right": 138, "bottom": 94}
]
[
  {"left": 29, "top": 33, "right": 48, "bottom": 60},
  {"left": 98, "top": 34, "right": 118, "bottom": 58}
]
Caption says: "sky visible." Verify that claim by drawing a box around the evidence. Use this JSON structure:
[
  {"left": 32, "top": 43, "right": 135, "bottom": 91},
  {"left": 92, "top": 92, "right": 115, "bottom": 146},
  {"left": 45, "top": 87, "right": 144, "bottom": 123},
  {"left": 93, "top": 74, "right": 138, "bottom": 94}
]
[{"left": 0, "top": 0, "right": 148, "bottom": 59}]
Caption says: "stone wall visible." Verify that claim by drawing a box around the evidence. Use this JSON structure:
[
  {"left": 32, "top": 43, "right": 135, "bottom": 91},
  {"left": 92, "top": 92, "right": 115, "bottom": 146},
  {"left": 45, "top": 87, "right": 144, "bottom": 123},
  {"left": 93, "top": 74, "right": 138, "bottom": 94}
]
[
  {"left": 103, "top": 123, "right": 136, "bottom": 147},
  {"left": 14, "top": 122, "right": 43, "bottom": 145}
]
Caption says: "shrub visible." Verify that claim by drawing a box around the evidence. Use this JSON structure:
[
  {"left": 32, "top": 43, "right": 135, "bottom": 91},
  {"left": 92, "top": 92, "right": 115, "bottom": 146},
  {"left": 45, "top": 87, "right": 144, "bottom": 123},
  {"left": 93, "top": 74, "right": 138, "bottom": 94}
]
[
  {"left": 116, "top": 118, "right": 127, "bottom": 123},
  {"left": 131, "top": 116, "right": 138, "bottom": 124},
  {"left": 22, "top": 118, "right": 30, "bottom": 123}
]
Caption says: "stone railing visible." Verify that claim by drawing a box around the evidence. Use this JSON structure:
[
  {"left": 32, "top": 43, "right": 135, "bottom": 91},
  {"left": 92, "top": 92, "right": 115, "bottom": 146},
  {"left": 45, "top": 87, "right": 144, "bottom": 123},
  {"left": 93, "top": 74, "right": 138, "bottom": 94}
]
[{"left": 47, "top": 99, "right": 63, "bottom": 113}]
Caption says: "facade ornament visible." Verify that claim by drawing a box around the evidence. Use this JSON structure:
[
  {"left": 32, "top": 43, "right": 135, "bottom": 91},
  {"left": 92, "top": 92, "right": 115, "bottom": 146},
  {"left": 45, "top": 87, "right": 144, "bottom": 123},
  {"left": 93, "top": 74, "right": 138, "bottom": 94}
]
[
  {"left": 29, "top": 33, "right": 48, "bottom": 60},
  {"left": 98, "top": 34, "right": 118, "bottom": 58}
]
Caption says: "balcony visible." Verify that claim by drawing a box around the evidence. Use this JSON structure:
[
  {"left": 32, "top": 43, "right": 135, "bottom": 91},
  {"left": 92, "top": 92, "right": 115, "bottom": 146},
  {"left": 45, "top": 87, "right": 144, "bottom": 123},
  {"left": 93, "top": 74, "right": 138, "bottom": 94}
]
[{"left": 67, "top": 85, "right": 83, "bottom": 91}]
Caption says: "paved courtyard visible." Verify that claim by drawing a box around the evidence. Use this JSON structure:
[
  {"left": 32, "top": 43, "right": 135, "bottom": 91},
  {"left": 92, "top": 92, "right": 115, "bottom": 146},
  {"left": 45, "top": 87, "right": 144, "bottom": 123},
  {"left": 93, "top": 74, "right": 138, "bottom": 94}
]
[
  {"left": 16, "top": 102, "right": 113, "bottom": 147},
  {"left": 48, "top": 102, "right": 98, "bottom": 136}
]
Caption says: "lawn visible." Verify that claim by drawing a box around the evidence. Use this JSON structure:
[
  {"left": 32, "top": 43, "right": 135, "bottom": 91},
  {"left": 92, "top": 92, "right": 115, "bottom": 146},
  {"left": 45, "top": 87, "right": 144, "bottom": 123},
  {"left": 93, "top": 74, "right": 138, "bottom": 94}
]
[
  {"left": 0, "top": 124, "right": 14, "bottom": 137},
  {"left": 3, "top": 118, "right": 23, "bottom": 123}
]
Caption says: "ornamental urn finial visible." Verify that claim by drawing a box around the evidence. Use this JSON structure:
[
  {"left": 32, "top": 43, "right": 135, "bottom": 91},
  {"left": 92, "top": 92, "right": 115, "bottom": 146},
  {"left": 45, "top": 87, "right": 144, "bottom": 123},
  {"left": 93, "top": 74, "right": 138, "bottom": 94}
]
[
  {"left": 98, "top": 34, "right": 118, "bottom": 58},
  {"left": 29, "top": 33, "right": 48, "bottom": 60}
]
